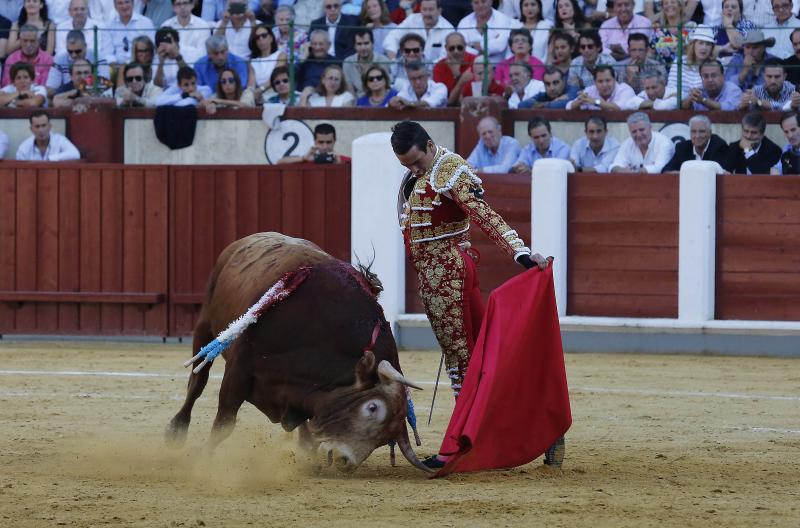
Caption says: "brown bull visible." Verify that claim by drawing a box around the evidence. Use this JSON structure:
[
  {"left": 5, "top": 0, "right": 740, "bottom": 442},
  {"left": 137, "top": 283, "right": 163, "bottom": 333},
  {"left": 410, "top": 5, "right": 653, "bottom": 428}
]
[{"left": 165, "top": 232, "right": 430, "bottom": 473}]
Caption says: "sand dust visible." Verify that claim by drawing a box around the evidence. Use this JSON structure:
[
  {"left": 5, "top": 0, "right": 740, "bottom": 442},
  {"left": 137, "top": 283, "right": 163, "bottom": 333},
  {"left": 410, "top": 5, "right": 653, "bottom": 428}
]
[{"left": 0, "top": 341, "right": 798, "bottom": 527}]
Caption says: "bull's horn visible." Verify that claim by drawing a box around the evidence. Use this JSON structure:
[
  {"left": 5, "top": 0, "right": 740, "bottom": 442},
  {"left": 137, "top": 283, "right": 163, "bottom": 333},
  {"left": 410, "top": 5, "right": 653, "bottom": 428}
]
[
  {"left": 377, "top": 360, "right": 423, "bottom": 390},
  {"left": 397, "top": 422, "right": 434, "bottom": 473}
]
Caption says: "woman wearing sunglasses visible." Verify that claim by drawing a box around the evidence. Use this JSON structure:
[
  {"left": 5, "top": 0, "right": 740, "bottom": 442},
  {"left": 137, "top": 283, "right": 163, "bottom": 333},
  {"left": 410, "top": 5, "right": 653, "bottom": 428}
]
[
  {"left": 299, "top": 64, "right": 355, "bottom": 107},
  {"left": 356, "top": 64, "right": 396, "bottom": 107},
  {"left": 207, "top": 67, "right": 255, "bottom": 109},
  {"left": 117, "top": 35, "right": 155, "bottom": 87}
]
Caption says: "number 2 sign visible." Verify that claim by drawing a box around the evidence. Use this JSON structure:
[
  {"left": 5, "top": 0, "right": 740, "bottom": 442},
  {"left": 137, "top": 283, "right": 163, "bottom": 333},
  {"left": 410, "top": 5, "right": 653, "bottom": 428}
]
[{"left": 264, "top": 120, "right": 314, "bottom": 164}]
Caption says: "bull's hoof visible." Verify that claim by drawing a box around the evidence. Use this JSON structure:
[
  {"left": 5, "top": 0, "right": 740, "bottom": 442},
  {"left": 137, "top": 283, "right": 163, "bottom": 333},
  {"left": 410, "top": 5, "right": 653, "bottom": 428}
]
[
  {"left": 164, "top": 419, "right": 188, "bottom": 447},
  {"left": 543, "top": 436, "right": 565, "bottom": 469}
]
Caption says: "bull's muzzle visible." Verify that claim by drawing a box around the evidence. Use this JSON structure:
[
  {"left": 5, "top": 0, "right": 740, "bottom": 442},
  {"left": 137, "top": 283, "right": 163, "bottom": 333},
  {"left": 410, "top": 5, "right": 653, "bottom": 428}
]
[{"left": 318, "top": 442, "right": 357, "bottom": 473}]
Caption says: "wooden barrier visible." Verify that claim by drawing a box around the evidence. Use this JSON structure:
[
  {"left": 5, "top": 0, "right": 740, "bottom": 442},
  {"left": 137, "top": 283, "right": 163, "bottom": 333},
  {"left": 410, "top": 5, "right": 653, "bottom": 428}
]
[{"left": 715, "top": 175, "right": 800, "bottom": 321}]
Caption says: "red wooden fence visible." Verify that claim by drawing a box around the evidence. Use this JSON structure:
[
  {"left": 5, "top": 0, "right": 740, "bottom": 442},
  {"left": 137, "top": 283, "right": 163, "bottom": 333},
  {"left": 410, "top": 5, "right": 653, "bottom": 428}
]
[{"left": 715, "top": 175, "right": 800, "bottom": 320}]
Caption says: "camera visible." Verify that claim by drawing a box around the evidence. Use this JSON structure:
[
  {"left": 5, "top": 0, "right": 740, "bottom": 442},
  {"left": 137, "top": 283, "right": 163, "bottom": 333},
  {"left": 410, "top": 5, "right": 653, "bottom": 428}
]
[
  {"left": 313, "top": 152, "right": 335, "bottom": 164},
  {"left": 229, "top": 3, "right": 246, "bottom": 14}
]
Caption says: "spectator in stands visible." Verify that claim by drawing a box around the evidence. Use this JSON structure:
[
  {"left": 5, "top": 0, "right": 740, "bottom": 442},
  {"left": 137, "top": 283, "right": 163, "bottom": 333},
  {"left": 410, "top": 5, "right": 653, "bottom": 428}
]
[
  {"left": 715, "top": 0, "right": 757, "bottom": 57},
  {"left": 0, "top": 130, "right": 8, "bottom": 158},
  {"left": 114, "top": 34, "right": 156, "bottom": 86},
  {"left": 143, "top": 0, "right": 172, "bottom": 27},
  {"left": 618, "top": 32, "right": 665, "bottom": 93},
  {"left": 638, "top": 70, "right": 677, "bottom": 110},
  {"left": 685, "top": 0, "right": 725, "bottom": 27},
  {"left": 389, "top": 32, "right": 427, "bottom": 89},
  {"left": 248, "top": 23, "right": 285, "bottom": 100},
  {"left": 662, "top": 115, "right": 729, "bottom": 172},
  {"left": 725, "top": 111, "right": 782, "bottom": 174},
  {"left": 504, "top": 61, "right": 544, "bottom": 109},
  {"left": 115, "top": 61, "right": 163, "bottom": 106},
  {"left": 0, "top": 14, "right": 11, "bottom": 61},
  {"left": 432, "top": 31, "right": 475, "bottom": 103},
  {"left": 784, "top": 29, "right": 800, "bottom": 86},
  {"left": 519, "top": 66, "right": 578, "bottom": 108},
  {"left": 359, "top": 0, "right": 395, "bottom": 56},
  {"left": 0, "top": 1, "right": 20, "bottom": 24},
  {"left": 649, "top": 0, "right": 687, "bottom": 68},
  {"left": 109, "top": 0, "right": 156, "bottom": 65},
  {"left": 456, "top": 57, "right": 505, "bottom": 99},
  {"left": 569, "top": 116, "right": 620, "bottom": 173},
  {"left": 683, "top": 59, "right": 743, "bottom": 110},
  {"left": 547, "top": 31, "right": 576, "bottom": 79},
  {"left": 278, "top": 122, "right": 350, "bottom": 164},
  {"left": 296, "top": 30, "right": 337, "bottom": 91},
  {"left": 7, "top": 0, "right": 54, "bottom": 55},
  {"left": 52, "top": 57, "right": 93, "bottom": 105},
  {"left": 264, "top": 65, "right": 300, "bottom": 104},
  {"left": 152, "top": 28, "right": 200, "bottom": 90},
  {"left": 567, "top": 64, "right": 640, "bottom": 110},
  {"left": 383, "top": 0, "right": 453, "bottom": 64},
  {"left": 740, "top": 58, "right": 799, "bottom": 110},
  {"left": 456, "top": 0, "right": 516, "bottom": 65},
  {"left": 206, "top": 66, "right": 255, "bottom": 109},
  {"left": 567, "top": 28, "right": 616, "bottom": 90},
  {"left": 299, "top": 63, "right": 355, "bottom": 106},
  {"left": 495, "top": 28, "right": 545, "bottom": 87},
  {"left": 610, "top": 112, "right": 674, "bottom": 173},
  {"left": 46, "top": 30, "right": 110, "bottom": 96},
  {"left": 466, "top": 116, "right": 521, "bottom": 173},
  {"left": 162, "top": 0, "right": 213, "bottom": 57},
  {"left": 666, "top": 25, "right": 715, "bottom": 97},
  {"left": 554, "top": 0, "right": 589, "bottom": 44},
  {"left": 55, "top": 0, "right": 113, "bottom": 62},
  {"left": 156, "top": 64, "right": 214, "bottom": 107},
  {"left": 343, "top": 28, "right": 390, "bottom": 96},
  {"left": 195, "top": 34, "right": 251, "bottom": 89},
  {"left": 272, "top": 5, "right": 306, "bottom": 61},
  {"left": 779, "top": 111, "right": 800, "bottom": 173},
  {"left": 213, "top": 0, "right": 254, "bottom": 58},
  {"left": 519, "top": 0, "right": 552, "bottom": 63},
  {"left": 310, "top": 0, "right": 360, "bottom": 61},
  {"left": 726, "top": 31, "right": 777, "bottom": 90},
  {"left": 253, "top": 0, "right": 273, "bottom": 24},
  {"left": 0, "top": 62, "right": 47, "bottom": 106},
  {"left": 763, "top": 0, "right": 800, "bottom": 59},
  {"left": 389, "top": 59, "right": 447, "bottom": 108},
  {"left": 356, "top": 64, "right": 396, "bottom": 106},
  {"left": 511, "top": 117, "right": 570, "bottom": 173},
  {"left": 599, "top": 0, "right": 651, "bottom": 61},
  {"left": 1, "top": 24, "right": 53, "bottom": 87},
  {"left": 16, "top": 111, "right": 80, "bottom": 161}
]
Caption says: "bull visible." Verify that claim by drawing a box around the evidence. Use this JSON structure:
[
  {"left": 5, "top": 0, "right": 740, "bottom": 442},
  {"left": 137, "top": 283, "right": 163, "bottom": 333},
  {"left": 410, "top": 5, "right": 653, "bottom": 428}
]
[{"left": 165, "top": 232, "right": 431, "bottom": 473}]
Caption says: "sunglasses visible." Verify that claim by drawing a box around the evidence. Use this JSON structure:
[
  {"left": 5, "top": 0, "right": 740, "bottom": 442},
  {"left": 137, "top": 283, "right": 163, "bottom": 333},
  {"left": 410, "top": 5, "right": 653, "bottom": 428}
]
[
  {"left": 126, "top": 75, "right": 143, "bottom": 82},
  {"left": 220, "top": 77, "right": 236, "bottom": 84},
  {"left": 256, "top": 32, "right": 270, "bottom": 39},
  {"left": 580, "top": 44, "right": 596, "bottom": 49},
  {"left": 324, "top": 3, "right": 340, "bottom": 8},
  {"left": 367, "top": 74, "right": 384, "bottom": 81},
  {"left": 403, "top": 47, "right": 421, "bottom": 53},
  {"left": 447, "top": 45, "right": 464, "bottom": 51},
  {"left": 273, "top": 78, "right": 289, "bottom": 85},
  {"left": 67, "top": 48, "right": 83, "bottom": 55}
]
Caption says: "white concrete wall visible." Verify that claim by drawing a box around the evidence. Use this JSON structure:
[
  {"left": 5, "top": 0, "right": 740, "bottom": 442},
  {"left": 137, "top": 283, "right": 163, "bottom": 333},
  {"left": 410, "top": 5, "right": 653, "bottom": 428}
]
[{"left": 1, "top": 119, "right": 68, "bottom": 160}]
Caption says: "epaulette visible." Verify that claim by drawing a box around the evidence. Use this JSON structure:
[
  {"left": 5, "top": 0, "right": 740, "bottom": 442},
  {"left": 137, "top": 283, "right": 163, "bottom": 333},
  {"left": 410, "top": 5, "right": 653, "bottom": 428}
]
[{"left": 429, "top": 147, "right": 483, "bottom": 194}]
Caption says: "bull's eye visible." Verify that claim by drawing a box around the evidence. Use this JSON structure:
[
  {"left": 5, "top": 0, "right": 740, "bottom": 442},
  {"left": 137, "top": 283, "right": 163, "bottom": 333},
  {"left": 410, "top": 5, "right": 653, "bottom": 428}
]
[{"left": 360, "top": 399, "right": 387, "bottom": 422}]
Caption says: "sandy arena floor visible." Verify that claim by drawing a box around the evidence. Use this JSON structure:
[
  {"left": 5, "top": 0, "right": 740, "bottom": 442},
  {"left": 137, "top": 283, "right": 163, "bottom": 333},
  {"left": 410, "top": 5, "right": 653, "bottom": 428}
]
[{"left": 0, "top": 341, "right": 798, "bottom": 527}]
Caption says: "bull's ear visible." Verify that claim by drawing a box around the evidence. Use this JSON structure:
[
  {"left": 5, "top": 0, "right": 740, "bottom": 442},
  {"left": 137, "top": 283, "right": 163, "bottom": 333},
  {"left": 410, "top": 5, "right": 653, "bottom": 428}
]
[{"left": 354, "top": 350, "right": 377, "bottom": 389}]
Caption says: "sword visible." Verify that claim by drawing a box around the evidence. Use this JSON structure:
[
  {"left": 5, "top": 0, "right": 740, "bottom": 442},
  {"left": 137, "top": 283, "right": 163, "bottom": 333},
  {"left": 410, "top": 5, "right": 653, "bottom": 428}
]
[{"left": 427, "top": 351, "right": 444, "bottom": 425}]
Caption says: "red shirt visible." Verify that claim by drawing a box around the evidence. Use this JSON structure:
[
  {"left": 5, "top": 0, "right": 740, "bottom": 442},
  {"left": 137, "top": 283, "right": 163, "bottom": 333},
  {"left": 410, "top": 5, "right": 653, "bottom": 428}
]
[
  {"left": 433, "top": 52, "right": 476, "bottom": 94},
  {"left": 390, "top": 2, "right": 421, "bottom": 24}
]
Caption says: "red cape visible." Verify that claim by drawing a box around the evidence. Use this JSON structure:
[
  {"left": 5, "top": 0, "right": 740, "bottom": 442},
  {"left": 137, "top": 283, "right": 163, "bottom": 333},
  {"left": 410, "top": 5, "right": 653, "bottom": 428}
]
[{"left": 433, "top": 266, "right": 572, "bottom": 477}]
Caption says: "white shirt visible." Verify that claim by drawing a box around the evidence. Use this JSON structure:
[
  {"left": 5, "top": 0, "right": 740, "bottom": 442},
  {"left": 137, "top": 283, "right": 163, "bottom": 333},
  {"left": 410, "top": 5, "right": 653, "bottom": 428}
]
[
  {"left": 569, "top": 135, "right": 621, "bottom": 173},
  {"left": 152, "top": 46, "right": 203, "bottom": 88},
  {"left": 508, "top": 79, "right": 545, "bottom": 109},
  {"left": 307, "top": 91, "right": 355, "bottom": 107},
  {"left": 88, "top": 0, "right": 117, "bottom": 23},
  {"left": 457, "top": 9, "right": 520, "bottom": 64},
  {"left": 764, "top": 16, "right": 800, "bottom": 60},
  {"left": 115, "top": 82, "right": 163, "bottom": 106},
  {"left": 528, "top": 20, "right": 554, "bottom": 63},
  {"left": 161, "top": 15, "right": 214, "bottom": 57},
  {"left": 218, "top": 19, "right": 252, "bottom": 59},
  {"left": 49, "top": 0, "right": 74, "bottom": 25},
  {"left": 251, "top": 50, "right": 283, "bottom": 88},
  {"left": 382, "top": 13, "right": 454, "bottom": 63},
  {"left": 611, "top": 131, "right": 675, "bottom": 173},
  {"left": 1, "top": 83, "right": 48, "bottom": 106},
  {"left": 0, "top": 131, "right": 8, "bottom": 158},
  {"left": 16, "top": 133, "right": 80, "bottom": 161},
  {"left": 109, "top": 12, "right": 156, "bottom": 64},
  {"left": 325, "top": 13, "right": 340, "bottom": 57},
  {"left": 55, "top": 17, "right": 116, "bottom": 64},
  {"left": 155, "top": 84, "right": 213, "bottom": 106},
  {"left": 396, "top": 79, "right": 448, "bottom": 108},
  {"left": 636, "top": 88, "right": 677, "bottom": 110}
]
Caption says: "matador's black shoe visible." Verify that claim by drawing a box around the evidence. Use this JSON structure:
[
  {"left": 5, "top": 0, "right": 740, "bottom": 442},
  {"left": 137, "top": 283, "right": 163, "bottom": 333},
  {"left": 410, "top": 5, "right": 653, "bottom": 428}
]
[
  {"left": 422, "top": 455, "right": 446, "bottom": 469},
  {"left": 543, "top": 436, "right": 565, "bottom": 468}
]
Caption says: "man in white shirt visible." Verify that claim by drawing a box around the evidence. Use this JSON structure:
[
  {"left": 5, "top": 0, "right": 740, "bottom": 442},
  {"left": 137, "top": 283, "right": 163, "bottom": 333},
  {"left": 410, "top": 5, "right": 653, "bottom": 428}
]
[
  {"left": 610, "top": 112, "right": 674, "bottom": 173},
  {"left": 504, "top": 61, "right": 544, "bottom": 109},
  {"left": 16, "top": 111, "right": 81, "bottom": 161},
  {"left": 567, "top": 65, "right": 641, "bottom": 110},
  {"left": 47, "top": 30, "right": 111, "bottom": 96},
  {"left": 109, "top": 0, "right": 156, "bottom": 64},
  {"left": 155, "top": 65, "right": 213, "bottom": 106},
  {"left": 383, "top": 0, "right": 454, "bottom": 63},
  {"left": 637, "top": 70, "right": 677, "bottom": 110},
  {"left": 161, "top": 0, "right": 213, "bottom": 57},
  {"left": 389, "top": 60, "right": 448, "bottom": 108},
  {"left": 55, "top": 0, "right": 114, "bottom": 61},
  {"left": 456, "top": 0, "right": 518, "bottom": 64},
  {"left": 569, "top": 116, "right": 621, "bottom": 173},
  {"left": 213, "top": 0, "right": 253, "bottom": 58},
  {"left": 764, "top": 0, "right": 800, "bottom": 59},
  {"left": 152, "top": 27, "right": 201, "bottom": 89}
]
